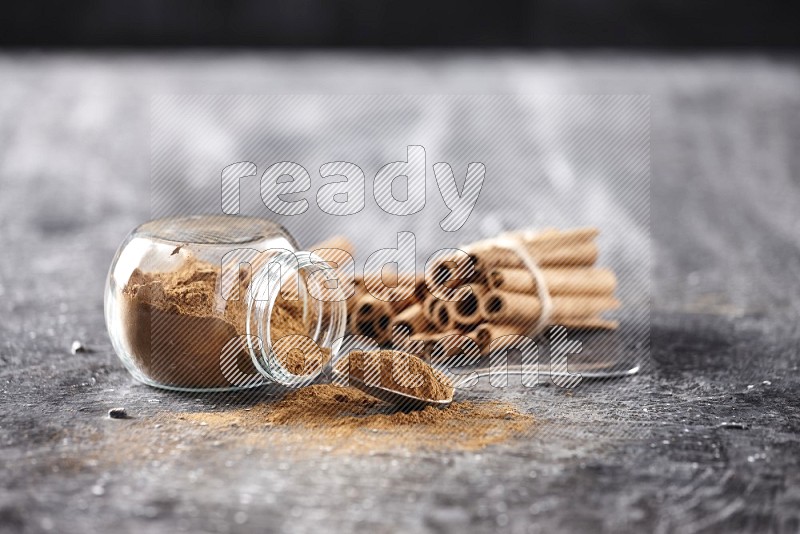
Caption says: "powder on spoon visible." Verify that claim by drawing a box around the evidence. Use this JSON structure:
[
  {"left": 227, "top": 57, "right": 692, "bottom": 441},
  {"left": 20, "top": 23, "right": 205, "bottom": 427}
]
[{"left": 335, "top": 349, "right": 454, "bottom": 402}]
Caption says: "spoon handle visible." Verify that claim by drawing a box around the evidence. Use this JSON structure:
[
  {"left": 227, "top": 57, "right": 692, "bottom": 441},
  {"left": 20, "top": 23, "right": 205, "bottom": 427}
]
[{"left": 450, "top": 362, "right": 640, "bottom": 387}]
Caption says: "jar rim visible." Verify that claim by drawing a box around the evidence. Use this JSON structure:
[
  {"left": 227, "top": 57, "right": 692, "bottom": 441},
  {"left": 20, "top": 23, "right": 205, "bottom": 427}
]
[
  {"left": 135, "top": 215, "right": 297, "bottom": 247},
  {"left": 246, "top": 250, "right": 347, "bottom": 387}
]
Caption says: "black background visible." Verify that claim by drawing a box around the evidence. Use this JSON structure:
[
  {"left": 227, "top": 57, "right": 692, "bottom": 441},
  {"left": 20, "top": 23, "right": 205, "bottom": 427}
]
[{"left": 3, "top": 0, "right": 799, "bottom": 48}]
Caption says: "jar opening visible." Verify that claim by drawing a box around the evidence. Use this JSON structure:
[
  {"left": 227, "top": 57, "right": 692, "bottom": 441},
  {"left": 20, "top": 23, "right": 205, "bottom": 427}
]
[{"left": 247, "top": 251, "right": 347, "bottom": 387}]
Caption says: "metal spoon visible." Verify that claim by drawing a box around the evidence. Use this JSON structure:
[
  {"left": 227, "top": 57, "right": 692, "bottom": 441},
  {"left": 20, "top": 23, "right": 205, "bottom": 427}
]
[
  {"left": 333, "top": 359, "right": 641, "bottom": 411},
  {"left": 339, "top": 373, "right": 454, "bottom": 412}
]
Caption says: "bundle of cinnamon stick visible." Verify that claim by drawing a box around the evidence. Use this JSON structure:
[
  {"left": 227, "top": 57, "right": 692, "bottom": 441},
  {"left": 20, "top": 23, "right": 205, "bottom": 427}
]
[{"left": 313, "top": 227, "right": 620, "bottom": 357}]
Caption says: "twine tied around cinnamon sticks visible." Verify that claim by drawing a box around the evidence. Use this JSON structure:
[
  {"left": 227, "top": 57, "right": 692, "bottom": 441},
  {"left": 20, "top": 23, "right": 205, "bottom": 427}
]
[{"left": 466, "top": 233, "right": 555, "bottom": 339}]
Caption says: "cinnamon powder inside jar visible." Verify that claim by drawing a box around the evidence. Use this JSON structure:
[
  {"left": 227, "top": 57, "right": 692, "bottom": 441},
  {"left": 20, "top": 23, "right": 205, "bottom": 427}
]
[{"left": 121, "top": 256, "right": 326, "bottom": 389}]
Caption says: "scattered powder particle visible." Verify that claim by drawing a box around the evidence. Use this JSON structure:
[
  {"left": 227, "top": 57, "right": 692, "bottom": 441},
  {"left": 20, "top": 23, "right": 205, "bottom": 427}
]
[
  {"left": 108, "top": 408, "right": 129, "bottom": 419},
  {"left": 70, "top": 340, "right": 88, "bottom": 354}
]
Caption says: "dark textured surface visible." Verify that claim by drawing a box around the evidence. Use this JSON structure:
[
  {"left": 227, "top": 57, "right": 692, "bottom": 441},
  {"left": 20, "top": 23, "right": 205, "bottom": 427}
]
[{"left": 1, "top": 53, "right": 799, "bottom": 533}]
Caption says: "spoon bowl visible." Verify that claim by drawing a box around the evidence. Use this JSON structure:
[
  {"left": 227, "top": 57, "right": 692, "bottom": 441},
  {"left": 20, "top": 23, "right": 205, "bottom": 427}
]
[{"left": 333, "top": 370, "right": 454, "bottom": 411}]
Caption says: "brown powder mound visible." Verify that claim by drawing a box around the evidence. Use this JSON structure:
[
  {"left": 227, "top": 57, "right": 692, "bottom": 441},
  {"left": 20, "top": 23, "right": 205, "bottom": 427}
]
[
  {"left": 121, "top": 257, "right": 324, "bottom": 388},
  {"left": 179, "top": 384, "right": 534, "bottom": 454},
  {"left": 335, "top": 350, "right": 454, "bottom": 402},
  {"left": 263, "top": 384, "right": 459, "bottom": 426}
]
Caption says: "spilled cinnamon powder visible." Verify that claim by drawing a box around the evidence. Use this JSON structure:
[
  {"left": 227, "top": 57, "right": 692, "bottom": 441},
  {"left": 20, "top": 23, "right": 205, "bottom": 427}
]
[
  {"left": 74, "top": 384, "right": 535, "bottom": 462},
  {"left": 335, "top": 350, "right": 454, "bottom": 402},
  {"left": 121, "top": 256, "right": 326, "bottom": 388}
]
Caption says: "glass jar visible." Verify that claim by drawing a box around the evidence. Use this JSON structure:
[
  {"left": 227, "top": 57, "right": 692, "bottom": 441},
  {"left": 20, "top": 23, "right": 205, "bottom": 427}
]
[{"left": 104, "top": 215, "right": 348, "bottom": 392}]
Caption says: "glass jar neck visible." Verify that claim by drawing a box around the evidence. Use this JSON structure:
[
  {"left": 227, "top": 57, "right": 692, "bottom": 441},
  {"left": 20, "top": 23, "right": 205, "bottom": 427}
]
[{"left": 246, "top": 250, "right": 347, "bottom": 387}]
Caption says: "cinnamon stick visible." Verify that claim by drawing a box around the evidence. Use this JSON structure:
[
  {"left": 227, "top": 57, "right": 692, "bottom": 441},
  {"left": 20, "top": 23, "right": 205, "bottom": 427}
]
[
  {"left": 392, "top": 303, "right": 432, "bottom": 336},
  {"left": 431, "top": 300, "right": 456, "bottom": 332},
  {"left": 428, "top": 256, "right": 483, "bottom": 290},
  {"left": 422, "top": 292, "right": 440, "bottom": 322},
  {"left": 446, "top": 285, "right": 485, "bottom": 327},
  {"left": 475, "top": 323, "right": 528, "bottom": 351},
  {"left": 553, "top": 317, "right": 619, "bottom": 330},
  {"left": 472, "top": 241, "right": 599, "bottom": 271},
  {"left": 346, "top": 274, "right": 366, "bottom": 317},
  {"left": 352, "top": 293, "right": 392, "bottom": 344},
  {"left": 361, "top": 271, "right": 420, "bottom": 311},
  {"left": 480, "top": 290, "right": 620, "bottom": 324},
  {"left": 487, "top": 267, "right": 617, "bottom": 295},
  {"left": 429, "top": 331, "right": 484, "bottom": 362},
  {"left": 500, "top": 227, "right": 599, "bottom": 247}
]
